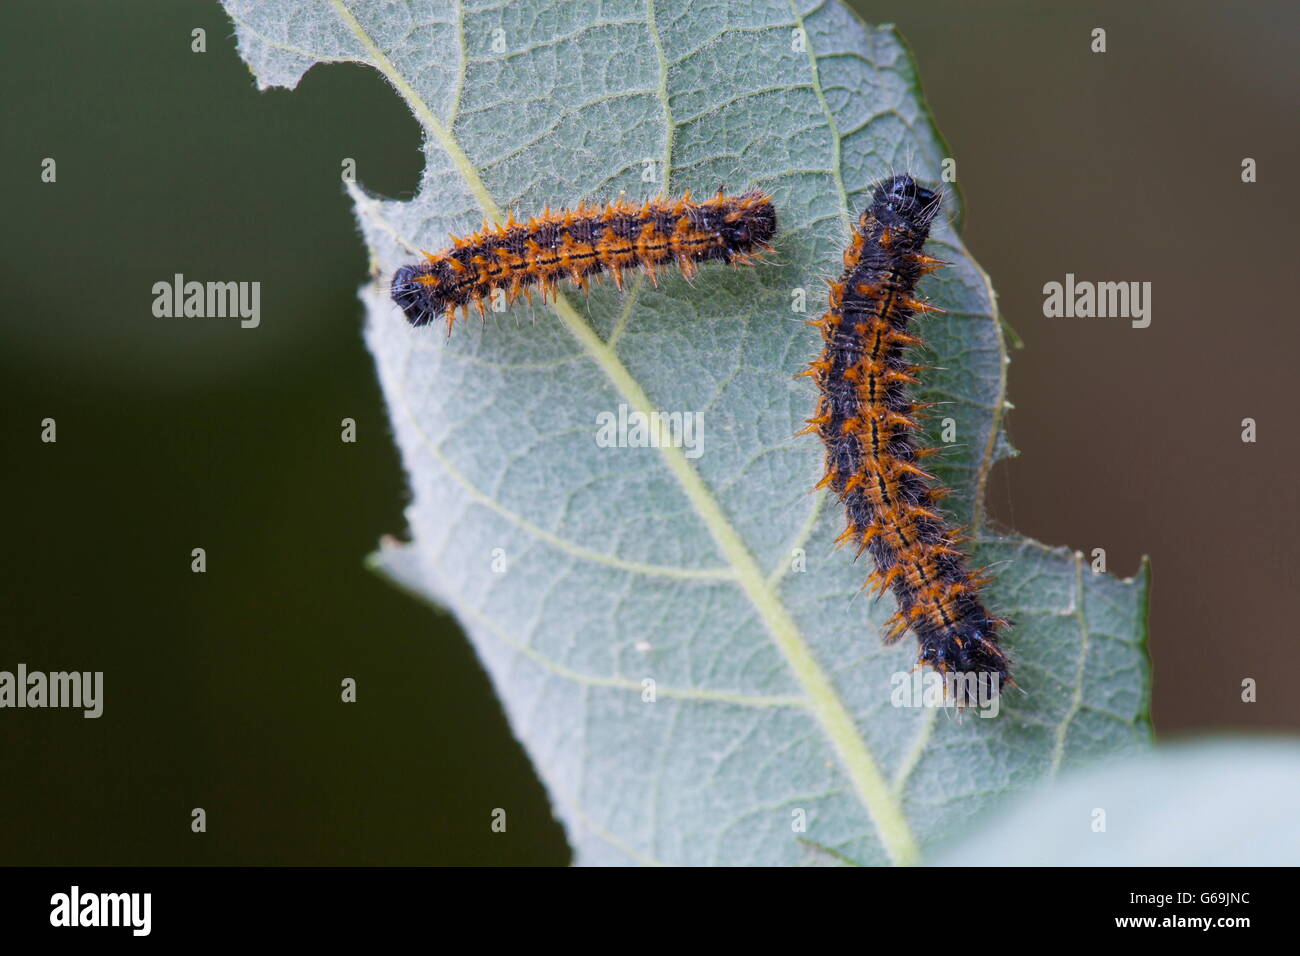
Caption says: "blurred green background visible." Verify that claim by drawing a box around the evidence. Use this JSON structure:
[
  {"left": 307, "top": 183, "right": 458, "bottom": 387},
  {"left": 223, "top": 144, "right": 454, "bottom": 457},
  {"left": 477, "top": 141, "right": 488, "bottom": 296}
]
[{"left": 2, "top": 0, "right": 1297, "bottom": 865}]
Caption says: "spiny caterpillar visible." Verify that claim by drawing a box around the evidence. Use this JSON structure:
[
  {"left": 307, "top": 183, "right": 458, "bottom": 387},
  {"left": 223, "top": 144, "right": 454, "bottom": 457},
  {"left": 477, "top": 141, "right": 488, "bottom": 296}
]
[
  {"left": 801, "top": 174, "right": 1011, "bottom": 688},
  {"left": 391, "top": 190, "right": 777, "bottom": 330}
]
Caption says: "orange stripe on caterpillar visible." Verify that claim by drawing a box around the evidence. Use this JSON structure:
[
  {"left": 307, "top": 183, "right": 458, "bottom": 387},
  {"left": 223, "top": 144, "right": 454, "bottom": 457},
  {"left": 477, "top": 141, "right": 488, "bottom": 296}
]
[
  {"left": 805, "top": 174, "right": 1012, "bottom": 690},
  {"left": 391, "top": 189, "right": 776, "bottom": 331}
]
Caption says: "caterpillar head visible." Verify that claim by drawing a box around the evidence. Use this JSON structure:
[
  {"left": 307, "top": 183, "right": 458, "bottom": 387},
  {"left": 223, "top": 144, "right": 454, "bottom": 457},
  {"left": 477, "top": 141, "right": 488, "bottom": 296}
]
[
  {"left": 870, "top": 174, "right": 939, "bottom": 229},
  {"left": 918, "top": 624, "right": 1011, "bottom": 693},
  {"left": 719, "top": 193, "right": 777, "bottom": 252},
  {"left": 391, "top": 264, "right": 448, "bottom": 327},
  {"left": 739, "top": 195, "right": 778, "bottom": 246}
]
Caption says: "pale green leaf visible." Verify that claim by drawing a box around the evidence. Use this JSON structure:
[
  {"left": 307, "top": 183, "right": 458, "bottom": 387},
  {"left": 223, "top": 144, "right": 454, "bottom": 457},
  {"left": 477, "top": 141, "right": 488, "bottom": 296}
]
[{"left": 223, "top": 0, "right": 1151, "bottom": 866}]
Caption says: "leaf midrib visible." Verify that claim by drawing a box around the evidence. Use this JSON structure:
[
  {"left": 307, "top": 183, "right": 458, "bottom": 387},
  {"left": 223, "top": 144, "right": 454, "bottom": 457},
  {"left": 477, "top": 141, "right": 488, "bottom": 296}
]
[{"left": 330, "top": 0, "right": 920, "bottom": 866}]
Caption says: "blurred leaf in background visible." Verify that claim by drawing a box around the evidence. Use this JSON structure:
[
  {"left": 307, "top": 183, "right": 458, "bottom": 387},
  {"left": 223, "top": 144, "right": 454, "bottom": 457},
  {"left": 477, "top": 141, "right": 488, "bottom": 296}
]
[{"left": 932, "top": 740, "right": 1300, "bottom": 865}]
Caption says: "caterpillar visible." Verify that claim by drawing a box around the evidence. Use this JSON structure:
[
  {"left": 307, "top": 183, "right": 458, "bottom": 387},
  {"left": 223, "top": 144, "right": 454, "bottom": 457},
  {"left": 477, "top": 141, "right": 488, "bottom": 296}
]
[
  {"left": 802, "top": 174, "right": 1011, "bottom": 688},
  {"left": 391, "top": 190, "right": 777, "bottom": 330}
]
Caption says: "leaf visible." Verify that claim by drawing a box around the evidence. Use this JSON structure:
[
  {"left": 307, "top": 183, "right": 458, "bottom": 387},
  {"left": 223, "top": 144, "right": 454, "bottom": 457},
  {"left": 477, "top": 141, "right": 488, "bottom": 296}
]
[
  {"left": 930, "top": 740, "right": 1300, "bottom": 866},
  {"left": 222, "top": 0, "right": 1152, "bottom": 865}
]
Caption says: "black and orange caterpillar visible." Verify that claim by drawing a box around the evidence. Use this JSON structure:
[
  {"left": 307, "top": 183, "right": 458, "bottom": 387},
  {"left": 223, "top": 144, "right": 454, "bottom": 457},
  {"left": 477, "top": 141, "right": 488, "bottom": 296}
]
[
  {"left": 391, "top": 190, "right": 776, "bottom": 330},
  {"left": 802, "top": 174, "right": 1011, "bottom": 687}
]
